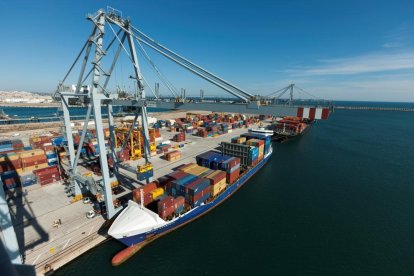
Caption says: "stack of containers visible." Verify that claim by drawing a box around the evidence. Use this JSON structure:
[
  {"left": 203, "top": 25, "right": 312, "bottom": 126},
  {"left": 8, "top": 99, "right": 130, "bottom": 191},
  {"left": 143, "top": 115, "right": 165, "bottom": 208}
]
[
  {"left": 174, "top": 196, "right": 185, "bottom": 215},
  {"left": 231, "top": 136, "right": 246, "bottom": 144},
  {"left": 171, "top": 174, "right": 198, "bottom": 197},
  {"left": 241, "top": 133, "right": 271, "bottom": 155},
  {"left": 29, "top": 136, "right": 52, "bottom": 149},
  {"left": 210, "top": 154, "right": 232, "bottom": 170},
  {"left": 0, "top": 152, "right": 22, "bottom": 173},
  {"left": 133, "top": 182, "right": 158, "bottom": 205},
  {"left": 196, "top": 151, "right": 221, "bottom": 168},
  {"left": 186, "top": 178, "right": 211, "bottom": 207},
  {"left": 176, "top": 163, "right": 198, "bottom": 172},
  {"left": 19, "top": 172, "right": 37, "bottom": 187},
  {"left": 165, "top": 150, "right": 181, "bottom": 161},
  {"left": 157, "top": 196, "right": 175, "bottom": 220},
  {"left": 44, "top": 146, "right": 58, "bottom": 166},
  {"left": 248, "top": 146, "right": 259, "bottom": 167},
  {"left": 217, "top": 156, "right": 241, "bottom": 184},
  {"left": 173, "top": 132, "right": 186, "bottom": 142},
  {"left": 150, "top": 187, "right": 164, "bottom": 200},
  {"left": 33, "top": 166, "right": 60, "bottom": 185},
  {"left": 246, "top": 139, "right": 265, "bottom": 161},
  {"left": 20, "top": 149, "right": 48, "bottom": 172},
  {"left": 0, "top": 139, "right": 24, "bottom": 154},
  {"left": 1, "top": 171, "right": 20, "bottom": 190},
  {"left": 197, "top": 127, "right": 208, "bottom": 138},
  {"left": 185, "top": 165, "right": 210, "bottom": 176},
  {"left": 205, "top": 170, "right": 227, "bottom": 197}
]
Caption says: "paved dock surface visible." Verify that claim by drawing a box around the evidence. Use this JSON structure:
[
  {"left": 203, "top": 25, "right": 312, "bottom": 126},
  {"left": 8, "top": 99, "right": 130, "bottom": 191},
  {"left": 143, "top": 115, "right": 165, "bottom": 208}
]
[{"left": 8, "top": 123, "right": 258, "bottom": 274}]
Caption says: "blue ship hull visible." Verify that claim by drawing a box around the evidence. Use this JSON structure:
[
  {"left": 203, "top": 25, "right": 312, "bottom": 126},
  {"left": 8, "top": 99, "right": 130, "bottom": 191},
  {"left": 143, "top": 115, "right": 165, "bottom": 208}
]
[{"left": 117, "top": 151, "right": 272, "bottom": 247}]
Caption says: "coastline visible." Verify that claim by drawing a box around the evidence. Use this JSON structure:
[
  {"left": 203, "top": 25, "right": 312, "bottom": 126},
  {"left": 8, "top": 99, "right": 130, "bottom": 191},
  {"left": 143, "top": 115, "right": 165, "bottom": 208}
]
[{"left": 0, "top": 102, "right": 60, "bottom": 108}]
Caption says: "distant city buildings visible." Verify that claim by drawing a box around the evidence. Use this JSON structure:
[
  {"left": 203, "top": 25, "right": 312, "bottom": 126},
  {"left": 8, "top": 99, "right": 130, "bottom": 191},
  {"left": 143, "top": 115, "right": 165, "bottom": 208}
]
[{"left": 0, "top": 91, "right": 53, "bottom": 103}]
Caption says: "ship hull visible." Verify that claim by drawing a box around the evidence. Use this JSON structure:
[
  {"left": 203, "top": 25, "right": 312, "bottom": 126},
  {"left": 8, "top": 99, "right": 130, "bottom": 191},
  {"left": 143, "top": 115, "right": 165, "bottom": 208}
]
[{"left": 115, "top": 151, "right": 272, "bottom": 247}]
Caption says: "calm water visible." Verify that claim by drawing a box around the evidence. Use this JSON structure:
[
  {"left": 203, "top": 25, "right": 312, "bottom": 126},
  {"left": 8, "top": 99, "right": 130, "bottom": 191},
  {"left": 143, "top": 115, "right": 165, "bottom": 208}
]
[{"left": 52, "top": 106, "right": 414, "bottom": 275}]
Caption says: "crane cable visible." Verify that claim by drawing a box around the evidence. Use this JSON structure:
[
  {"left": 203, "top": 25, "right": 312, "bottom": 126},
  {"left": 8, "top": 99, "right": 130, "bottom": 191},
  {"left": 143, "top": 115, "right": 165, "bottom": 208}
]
[
  {"left": 107, "top": 22, "right": 158, "bottom": 98},
  {"left": 134, "top": 37, "right": 178, "bottom": 98}
]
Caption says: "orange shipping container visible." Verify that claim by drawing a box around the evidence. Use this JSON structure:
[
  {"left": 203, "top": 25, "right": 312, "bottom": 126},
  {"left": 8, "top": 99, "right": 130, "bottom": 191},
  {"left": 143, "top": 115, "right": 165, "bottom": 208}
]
[
  {"left": 19, "top": 149, "right": 45, "bottom": 159},
  {"left": 210, "top": 178, "right": 227, "bottom": 197},
  {"left": 23, "top": 163, "right": 49, "bottom": 172}
]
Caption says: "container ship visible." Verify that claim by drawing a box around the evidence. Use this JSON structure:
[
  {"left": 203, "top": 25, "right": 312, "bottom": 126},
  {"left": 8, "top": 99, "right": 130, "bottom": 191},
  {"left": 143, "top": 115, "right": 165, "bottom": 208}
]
[
  {"left": 268, "top": 116, "right": 313, "bottom": 142},
  {"left": 108, "top": 133, "right": 272, "bottom": 265}
]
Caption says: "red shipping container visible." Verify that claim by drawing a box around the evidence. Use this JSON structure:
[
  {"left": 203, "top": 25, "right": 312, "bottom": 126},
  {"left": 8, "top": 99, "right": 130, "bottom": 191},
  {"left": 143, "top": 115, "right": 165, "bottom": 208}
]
[
  {"left": 40, "top": 178, "right": 59, "bottom": 185},
  {"left": 38, "top": 172, "right": 60, "bottom": 182},
  {"left": 134, "top": 192, "right": 153, "bottom": 205},
  {"left": 33, "top": 166, "right": 59, "bottom": 177},
  {"left": 167, "top": 171, "right": 189, "bottom": 181},
  {"left": 133, "top": 182, "right": 158, "bottom": 202},
  {"left": 226, "top": 168, "right": 240, "bottom": 184},
  {"left": 158, "top": 196, "right": 174, "bottom": 211},
  {"left": 0, "top": 160, "right": 22, "bottom": 172},
  {"left": 22, "top": 160, "right": 48, "bottom": 168},
  {"left": 42, "top": 144, "right": 55, "bottom": 151},
  {"left": 205, "top": 171, "right": 226, "bottom": 185},
  {"left": 189, "top": 186, "right": 210, "bottom": 203},
  {"left": 174, "top": 196, "right": 185, "bottom": 208},
  {"left": 159, "top": 205, "right": 175, "bottom": 220}
]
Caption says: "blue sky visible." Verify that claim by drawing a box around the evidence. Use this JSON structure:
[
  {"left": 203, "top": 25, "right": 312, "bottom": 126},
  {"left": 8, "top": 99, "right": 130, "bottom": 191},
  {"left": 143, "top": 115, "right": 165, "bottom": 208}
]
[{"left": 0, "top": 0, "right": 413, "bottom": 101}]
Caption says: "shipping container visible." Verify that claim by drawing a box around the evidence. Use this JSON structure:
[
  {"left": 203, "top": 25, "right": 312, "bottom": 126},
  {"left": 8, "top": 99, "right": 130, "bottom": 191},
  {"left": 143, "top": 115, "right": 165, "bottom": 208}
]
[
  {"left": 0, "top": 152, "right": 20, "bottom": 162},
  {"left": 186, "top": 178, "right": 210, "bottom": 197},
  {"left": 150, "top": 187, "right": 164, "bottom": 200},
  {"left": 158, "top": 205, "right": 175, "bottom": 220},
  {"left": 23, "top": 163, "right": 49, "bottom": 172},
  {"left": 186, "top": 165, "right": 209, "bottom": 176},
  {"left": 210, "top": 177, "right": 227, "bottom": 197},
  {"left": 157, "top": 196, "right": 175, "bottom": 211},
  {"left": 226, "top": 167, "right": 240, "bottom": 184},
  {"left": 204, "top": 170, "right": 226, "bottom": 185},
  {"left": 133, "top": 182, "right": 158, "bottom": 202},
  {"left": 188, "top": 186, "right": 211, "bottom": 207},
  {"left": 19, "top": 149, "right": 45, "bottom": 159}
]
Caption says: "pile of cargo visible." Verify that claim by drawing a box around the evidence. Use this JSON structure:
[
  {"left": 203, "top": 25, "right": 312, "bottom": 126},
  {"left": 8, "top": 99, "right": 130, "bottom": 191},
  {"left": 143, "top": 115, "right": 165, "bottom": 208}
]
[
  {"left": 272, "top": 116, "right": 309, "bottom": 135},
  {"left": 173, "top": 132, "right": 186, "bottom": 142},
  {"left": 165, "top": 150, "right": 181, "bottom": 161},
  {"left": 0, "top": 137, "right": 63, "bottom": 191},
  {"left": 136, "top": 163, "right": 154, "bottom": 181},
  {"left": 241, "top": 133, "right": 271, "bottom": 155},
  {"left": 20, "top": 149, "right": 49, "bottom": 172},
  {"left": 0, "top": 139, "right": 24, "bottom": 154},
  {"left": 195, "top": 151, "right": 241, "bottom": 184},
  {"left": 34, "top": 166, "right": 61, "bottom": 186}
]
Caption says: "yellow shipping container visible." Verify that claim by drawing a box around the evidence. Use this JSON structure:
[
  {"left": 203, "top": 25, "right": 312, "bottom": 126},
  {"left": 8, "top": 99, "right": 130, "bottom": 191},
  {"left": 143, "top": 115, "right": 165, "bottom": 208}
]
[
  {"left": 19, "top": 149, "right": 45, "bottom": 159},
  {"left": 186, "top": 165, "right": 209, "bottom": 176},
  {"left": 239, "top": 137, "right": 246, "bottom": 143},
  {"left": 181, "top": 163, "right": 198, "bottom": 173},
  {"left": 23, "top": 163, "right": 48, "bottom": 172},
  {"left": 0, "top": 153, "right": 20, "bottom": 162},
  {"left": 168, "top": 155, "right": 180, "bottom": 161},
  {"left": 30, "top": 137, "right": 41, "bottom": 143},
  {"left": 211, "top": 178, "right": 227, "bottom": 197},
  {"left": 150, "top": 187, "right": 164, "bottom": 200},
  {"left": 15, "top": 168, "right": 23, "bottom": 174}
]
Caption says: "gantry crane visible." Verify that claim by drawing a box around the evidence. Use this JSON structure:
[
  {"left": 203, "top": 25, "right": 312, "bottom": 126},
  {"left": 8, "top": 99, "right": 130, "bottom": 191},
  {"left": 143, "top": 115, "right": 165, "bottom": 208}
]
[{"left": 54, "top": 7, "right": 331, "bottom": 219}]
